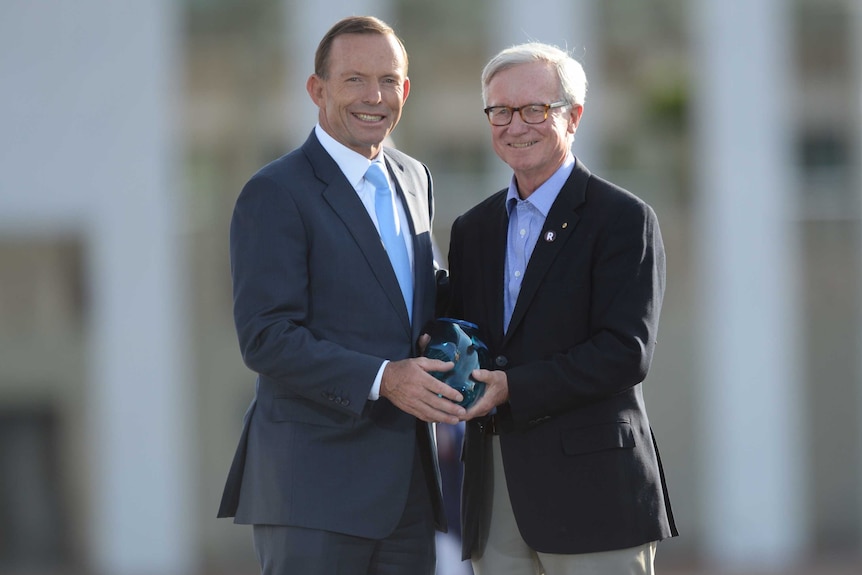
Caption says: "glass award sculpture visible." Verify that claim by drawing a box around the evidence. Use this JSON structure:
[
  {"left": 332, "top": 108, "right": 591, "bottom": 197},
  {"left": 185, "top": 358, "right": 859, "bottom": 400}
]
[{"left": 423, "top": 318, "right": 490, "bottom": 409}]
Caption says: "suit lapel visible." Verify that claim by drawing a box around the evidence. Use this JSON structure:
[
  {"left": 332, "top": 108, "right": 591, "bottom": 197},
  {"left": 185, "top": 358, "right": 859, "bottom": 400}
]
[
  {"left": 383, "top": 153, "right": 424, "bottom": 233},
  {"left": 503, "top": 160, "right": 590, "bottom": 344},
  {"left": 303, "top": 134, "right": 412, "bottom": 333},
  {"left": 484, "top": 194, "right": 509, "bottom": 350},
  {"left": 383, "top": 152, "right": 428, "bottom": 334}
]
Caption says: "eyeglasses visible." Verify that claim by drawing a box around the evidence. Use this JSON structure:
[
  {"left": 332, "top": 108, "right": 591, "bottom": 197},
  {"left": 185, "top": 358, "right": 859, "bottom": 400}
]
[{"left": 483, "top": 101, "right": 569, "bottom": 126}]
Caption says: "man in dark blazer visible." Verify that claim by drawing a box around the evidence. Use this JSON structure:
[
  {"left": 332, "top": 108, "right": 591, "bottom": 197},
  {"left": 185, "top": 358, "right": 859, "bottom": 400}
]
[
  {"left": 447, "top": 43, "right": 678, "bottom": 574},
  {"left": 217, "top": 16, "right": 466, "bottom": 575}
]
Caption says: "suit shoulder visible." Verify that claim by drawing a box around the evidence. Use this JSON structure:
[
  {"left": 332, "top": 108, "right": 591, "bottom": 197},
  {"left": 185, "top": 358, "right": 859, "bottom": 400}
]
[
  {"left": 382, "top": 147, "right": 434, "bottom": 209},
  {"left": 251, "top": 147, "right": 308, "bottom": 181},
  {"left": 239, "top": 146, "right": 322, "bottom": 201},
  {"left": 232, "top": 147, "right": 314, "bottom": 214},
  {"left": 382, "top": 147, "right": 427, "bottom": 180},
  {"left": 585, "top": 173, "right": 657, "bottom": 218},
  {"left": 382, "top": 146, "right": 424, "bottom": 170},
  {"left": 586, "top": 173, "right": 641, "bottom": 204},
  {"left": 457, "top": 189, "right": 507, "bottom": 224}
]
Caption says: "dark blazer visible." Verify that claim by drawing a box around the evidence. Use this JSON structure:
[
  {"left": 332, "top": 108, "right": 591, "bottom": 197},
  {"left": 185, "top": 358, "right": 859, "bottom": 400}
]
[
  {"left": 218, "top": 131, "right": 446, "bottom": 538},
  {"left": 447, "top": 158, "right": 677, "bottom": 558}
]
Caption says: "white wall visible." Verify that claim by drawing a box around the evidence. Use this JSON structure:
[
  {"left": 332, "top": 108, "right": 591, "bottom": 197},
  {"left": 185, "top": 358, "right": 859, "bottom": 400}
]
[
  {"left": 0, "top": 2, "right": 194, "bottom": 574},
  {"left": 692, "top": 0, "right": 807, "bottom": 570}
]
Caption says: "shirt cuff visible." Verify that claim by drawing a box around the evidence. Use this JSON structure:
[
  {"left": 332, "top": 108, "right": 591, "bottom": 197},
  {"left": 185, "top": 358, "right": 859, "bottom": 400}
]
[{"left": 368, "top": 360, "right": 388, "bottom": 400}]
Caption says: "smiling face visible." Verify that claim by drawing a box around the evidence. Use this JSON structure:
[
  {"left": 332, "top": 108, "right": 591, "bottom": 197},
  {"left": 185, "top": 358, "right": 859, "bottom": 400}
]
[
  {"left": 307, "top": 32, "right": 410, "bottom": 159},
  {"left": 485, "top": 61, "right": 582, "bottom": 197}
]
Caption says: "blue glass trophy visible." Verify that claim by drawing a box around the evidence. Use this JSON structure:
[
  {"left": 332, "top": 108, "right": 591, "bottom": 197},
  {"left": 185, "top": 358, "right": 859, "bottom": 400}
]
[{"left": 423, "top": 318, "right": 489, "bottom": 409}]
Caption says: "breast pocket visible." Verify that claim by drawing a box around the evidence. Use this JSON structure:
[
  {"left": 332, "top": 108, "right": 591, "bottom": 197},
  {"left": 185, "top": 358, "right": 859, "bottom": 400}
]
[{"left": 561, "top": 420, "right": 635, "bottom": 456}]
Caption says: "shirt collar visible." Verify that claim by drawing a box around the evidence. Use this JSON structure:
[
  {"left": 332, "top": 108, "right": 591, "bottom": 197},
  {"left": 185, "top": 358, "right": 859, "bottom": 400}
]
[
  {"left": 506, "top": 152, "right": 576, "bottom": 217},
  {"left": 315, "top": 124, "right": 385, "bottom": 189}
]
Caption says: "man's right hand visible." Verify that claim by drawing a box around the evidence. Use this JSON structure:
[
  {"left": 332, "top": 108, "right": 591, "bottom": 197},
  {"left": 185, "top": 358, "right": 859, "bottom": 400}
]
[{"left": 379, "top": 357, "right": 466, "bottom": 424}]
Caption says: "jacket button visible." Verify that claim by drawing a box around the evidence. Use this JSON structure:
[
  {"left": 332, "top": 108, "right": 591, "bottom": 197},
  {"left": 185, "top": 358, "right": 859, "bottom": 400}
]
[{"left": 494, "top": 355, "right": 508, "bottom": 368}]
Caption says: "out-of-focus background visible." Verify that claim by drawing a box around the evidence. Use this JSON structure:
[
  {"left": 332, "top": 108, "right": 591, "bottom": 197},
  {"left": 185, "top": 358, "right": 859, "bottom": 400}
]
[{"left": 1, "top": 0, "right": 861, "bottom": 574}]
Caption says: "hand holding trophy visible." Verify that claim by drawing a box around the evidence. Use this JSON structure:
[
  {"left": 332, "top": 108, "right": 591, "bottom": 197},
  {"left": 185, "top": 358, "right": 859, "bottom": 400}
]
[{"left": 423, "top": 318, "right": 489, "bottom": 409}]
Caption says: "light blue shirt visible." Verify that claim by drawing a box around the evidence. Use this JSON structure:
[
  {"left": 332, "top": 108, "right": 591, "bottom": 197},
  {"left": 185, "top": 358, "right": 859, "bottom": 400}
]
[
  {"left": 503, "top": 153, "right": 575, "bottom": 333},
  {"left": 313, "top": 125, "right": 414, "bottom": 267},
  {"left": 314, "top": 124, "right": 414, "bottom": 400}
]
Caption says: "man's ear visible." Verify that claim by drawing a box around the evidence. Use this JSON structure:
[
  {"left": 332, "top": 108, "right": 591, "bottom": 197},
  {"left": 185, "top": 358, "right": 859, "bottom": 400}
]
[
  {"left": 306, "top": 74, "right": 323, "bottom": 106},
  {"left": 569, "top": 104, "right": 584, "bottom": 133},
  {"left": 402, "top": 76, "right": 411, "bottom": 102}
]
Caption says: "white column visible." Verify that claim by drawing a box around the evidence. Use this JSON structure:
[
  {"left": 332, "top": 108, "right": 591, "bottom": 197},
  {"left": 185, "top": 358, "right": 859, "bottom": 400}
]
[
  {"left": 693, "top": 0, "right": 805, "bottom": 570},
  {"left": 0, "top": 0, "right": 197, "bottom": 575},
  {"left": 0, "top": 2, "right": 194, "bottom": 574},
  {"left": 85, "top": 4, "right": 194, "bottom": 575},
  {"left": 285, "top": 0, "right": 393, "bottom": 143},
  {"left": 489, "top": 0, "right": 602, "bottom": 174},
  {"left": 854, "top": 0, "right": 862, "bottom": 549}
]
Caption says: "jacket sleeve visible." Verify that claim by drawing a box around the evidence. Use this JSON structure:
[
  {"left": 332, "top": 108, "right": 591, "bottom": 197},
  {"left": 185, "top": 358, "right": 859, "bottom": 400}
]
[{"left": 229, "top": 173, "right": 384, "bottom": 416}]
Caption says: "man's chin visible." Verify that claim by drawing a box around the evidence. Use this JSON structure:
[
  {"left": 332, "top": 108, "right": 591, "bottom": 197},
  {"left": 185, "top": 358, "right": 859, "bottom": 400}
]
[{"left": 352, "top": 126, "right": 393, "bottom": 146}]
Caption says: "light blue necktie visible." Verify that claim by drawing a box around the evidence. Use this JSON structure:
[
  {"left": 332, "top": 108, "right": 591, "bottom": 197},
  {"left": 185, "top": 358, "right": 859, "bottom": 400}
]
[{"left": 366, "top": 162, "right": 413, "bottom": 321}]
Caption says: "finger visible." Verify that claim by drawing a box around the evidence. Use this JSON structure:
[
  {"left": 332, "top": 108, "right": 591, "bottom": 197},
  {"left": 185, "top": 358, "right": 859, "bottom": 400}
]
[
  {"left": 422, "top": 388, "right": 466, "bottom": 416},
  {"left": 429, "top": 403, "right": 465, "bottom": 425},
  {"left": 433, "top": 396, "right": 467, "bottom": 419},
  {"left": 427, "top": 409, "right": 462, "bottom": 425},
  {"left": 394, "top": 378, "right": 464, "bottom": 419},
  {"left": 471, "top": 368, "right": 491, "bottom": 382},
  {"left": 461, "top": 395, "right": 495, "bottom": 420},
  {"left": 415, "top": 357, "right": 454, "bottom": 373},
  {"left": 411, "top": 396, "right": 463, "bottom": 425},
  {"left": 417, "top": 333, "right": 431, "bottom": 354},
  {"left": 431, "top": 380, "right": 463, "bottom": 404}
]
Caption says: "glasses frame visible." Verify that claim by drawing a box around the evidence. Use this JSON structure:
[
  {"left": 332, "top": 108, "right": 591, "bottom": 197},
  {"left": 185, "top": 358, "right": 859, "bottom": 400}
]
[{"left": 483, "top": 100, "right": 570, "bottom": 126}]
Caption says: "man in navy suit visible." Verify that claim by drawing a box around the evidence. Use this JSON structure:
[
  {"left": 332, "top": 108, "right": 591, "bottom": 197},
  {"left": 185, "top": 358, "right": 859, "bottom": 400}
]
[
  {"left": 447, "top": 43, "right": 678, "bottom": 574},
  {"left": 218, "top": 16, "right": 466, "bottom": 575}
]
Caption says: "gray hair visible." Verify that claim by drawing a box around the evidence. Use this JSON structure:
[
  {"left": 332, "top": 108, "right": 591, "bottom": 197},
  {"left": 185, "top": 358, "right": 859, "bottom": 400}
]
[{"left": 481, "top": 42, "right": 587, "bottom": 107}]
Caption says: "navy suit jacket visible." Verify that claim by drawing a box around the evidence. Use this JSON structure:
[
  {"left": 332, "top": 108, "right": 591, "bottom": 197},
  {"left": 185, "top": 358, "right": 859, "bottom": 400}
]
[
  {"left": 447, "top": 159, "right": 677, "bottom": 558},
  {"left": 218, "top": 131, "right": 446, "bottom": 538}
]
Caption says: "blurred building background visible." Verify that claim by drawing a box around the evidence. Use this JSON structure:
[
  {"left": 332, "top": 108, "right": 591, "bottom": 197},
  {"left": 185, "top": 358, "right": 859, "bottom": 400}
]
[{"left": 0, "top": 0, "right": 860, "bottom": 574}]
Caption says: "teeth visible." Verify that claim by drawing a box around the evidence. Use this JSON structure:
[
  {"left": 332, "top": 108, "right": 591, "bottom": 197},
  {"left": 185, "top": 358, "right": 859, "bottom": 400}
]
[
  {"left": 511, "top": 142, "right": 535, "bottom": 148},
  {"left": 356, "top": 113, "right": 383, "bottom": 121}
]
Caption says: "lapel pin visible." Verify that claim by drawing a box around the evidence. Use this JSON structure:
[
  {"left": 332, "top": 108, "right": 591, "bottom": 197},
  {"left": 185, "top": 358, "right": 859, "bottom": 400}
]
[
  {"left": 562, "top": 222, "right": 568, "bottom": 229},
  {"left": 544, "top": 230, "right": 556, "bottom": 242}
]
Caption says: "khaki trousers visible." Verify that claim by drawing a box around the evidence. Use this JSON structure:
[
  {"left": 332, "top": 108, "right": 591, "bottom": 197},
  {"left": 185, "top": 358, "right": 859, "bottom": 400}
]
[{"left": 472, "top": 436, "right": 657, "bottom": 575}]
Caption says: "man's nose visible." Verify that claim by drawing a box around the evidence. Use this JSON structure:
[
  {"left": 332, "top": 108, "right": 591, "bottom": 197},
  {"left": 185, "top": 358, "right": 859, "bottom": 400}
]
[
  {"left": 507, "top": 112, "right": 530, "bottom": 132},
  {"left": 362, "top": 82, "right": 383, "bottom": 104}
]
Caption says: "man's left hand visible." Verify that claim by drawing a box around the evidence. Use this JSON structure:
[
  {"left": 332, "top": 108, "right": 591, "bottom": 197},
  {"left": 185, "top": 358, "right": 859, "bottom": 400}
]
[{"left": 461, "top": 368, "right": 508, "bottom": 420}]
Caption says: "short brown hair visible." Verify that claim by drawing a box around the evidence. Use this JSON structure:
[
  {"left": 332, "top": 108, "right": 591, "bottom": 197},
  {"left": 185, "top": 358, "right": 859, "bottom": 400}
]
[{"left": 314, "top": 16, "right": 408, "bottom": 78}]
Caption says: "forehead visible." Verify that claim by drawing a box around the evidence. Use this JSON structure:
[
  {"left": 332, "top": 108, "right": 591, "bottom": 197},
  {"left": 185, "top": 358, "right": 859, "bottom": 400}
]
[
  {"left": 327, "top": 33, "right": 407, "bottom": 76},
  {"left": 487, "top": 62, "right": 558, "bottom": 104}
]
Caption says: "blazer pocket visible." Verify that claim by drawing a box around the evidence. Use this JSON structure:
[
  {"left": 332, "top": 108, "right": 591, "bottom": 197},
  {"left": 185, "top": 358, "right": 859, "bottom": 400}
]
[
  {"left": 561, "top": 420, "right": 635, "bottom": 456},
  {"left": 270, "top": 395, "right": 352, "bottom": 427}
]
